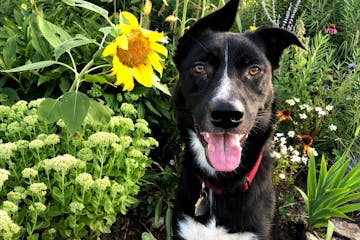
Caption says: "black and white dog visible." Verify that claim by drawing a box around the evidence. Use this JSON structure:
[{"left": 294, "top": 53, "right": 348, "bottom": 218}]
[{"left": 172, "top": 0, "right": 306, "bottom": 239}]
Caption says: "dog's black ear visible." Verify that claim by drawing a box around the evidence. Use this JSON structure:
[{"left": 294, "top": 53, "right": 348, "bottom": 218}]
[
  {"left": 247, "top": 26, "right": 306, "bottom": 69},
  {"left": 174, "top": 0, "right": 240, "bottom": 66}
]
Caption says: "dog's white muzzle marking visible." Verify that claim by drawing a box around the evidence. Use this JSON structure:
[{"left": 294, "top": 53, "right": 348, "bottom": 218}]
[
  {"left": 189, "top": 130, "right": 216, "bottom": 176},
  {"left": 178, "top": 215, "right": 258, "bottom": 240}
]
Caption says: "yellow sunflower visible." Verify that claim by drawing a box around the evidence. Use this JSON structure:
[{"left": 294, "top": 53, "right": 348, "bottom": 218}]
[{"left": 103, "top": 12, "right": 168, "bottom": 91}]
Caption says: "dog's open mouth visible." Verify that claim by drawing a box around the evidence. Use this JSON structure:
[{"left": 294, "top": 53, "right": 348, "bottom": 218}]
[{"left": 195, "top": 126, "right": 248, "bottom": 172}]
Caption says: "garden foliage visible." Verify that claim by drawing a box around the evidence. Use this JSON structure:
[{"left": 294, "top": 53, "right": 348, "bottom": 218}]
[{"left": 0, "top": 0, "right": 359, "bottom": 239}]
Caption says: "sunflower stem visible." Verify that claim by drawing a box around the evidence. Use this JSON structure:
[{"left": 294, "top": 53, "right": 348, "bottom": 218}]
[{"left": 180, "top": 0, "right": 189, "bottom": 37}]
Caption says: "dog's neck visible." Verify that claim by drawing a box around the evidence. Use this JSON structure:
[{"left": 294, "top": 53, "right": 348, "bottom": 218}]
[{"left": 196, "top": 147, "right": 265, "bottom": 195}]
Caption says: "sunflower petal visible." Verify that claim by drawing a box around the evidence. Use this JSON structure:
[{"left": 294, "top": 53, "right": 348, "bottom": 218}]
[
  {"left": 148, "top": 53, "right": 163, "bottom": 77},
  {"left": 151, "top": 43, "right": 168, "bottom": 57},
  {"left": 116, "top": 24, "right": 131, "bottom": 34},
  {"left": 103, "top": 42, "right": 117, "bottom": 57},
  {"left": 114, "top": 63, "right": 134, "bottom": 91},
  {"left": 146, "top": 31, "right": 165, "bottom": 42},
  {"left": 134, "top": 64, "right": 153, "bottom": 87},
  {"left": 122, "top": 12, "right": 139, "bottom": 29},
  {"left": 115, "top": 35, "right": 129, "bottom": 50}
]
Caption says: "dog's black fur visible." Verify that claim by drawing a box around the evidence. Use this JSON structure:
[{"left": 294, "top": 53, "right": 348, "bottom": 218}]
[{"left": 172, "top": 0, "right": 306, "bottom": 239}]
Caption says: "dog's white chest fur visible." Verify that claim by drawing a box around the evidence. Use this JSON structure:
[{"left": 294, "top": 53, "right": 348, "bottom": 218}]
[{"left": 178, "top": 215, "right": 258, "bottom": 240}]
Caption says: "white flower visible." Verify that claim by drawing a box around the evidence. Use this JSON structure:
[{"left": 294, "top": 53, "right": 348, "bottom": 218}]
[
  {"left": 169, "top": 159, "right": 175, "bottom": 166},
  {"left": 325, "top": 105, "right": 334, "bottom": 111},
  {"left": 69, "top": 201, "right": 85, "bottom": 213},
  {"left": 279, "top": 173, "right": 286, "bottom": 180},
  {"left": 29, "top": 139, "right": 44, "bottom": 150},
  {"left": 0, "top": 169, "right": 11, "bottom": 189},
  {"left": 285, "top": 99, "right": 296, "bottom": 106},
  {"left": 280, "top": 137, "right": 287, "bottom": 144},
  {"left": 293, "top": 150, "right": 300, "bottom": 156},
  {"left": 310, "top": 148, "right": 318, "bottom": 156},
  {"left": 0, "top": 210, "right": 21, "bottom": 237},
  {"left": 280, "top": 145, "right": 288, "bottom": 155},
  {"left": 2, "top": 201, "right": 19, "bottom": 213},
  {"left": 87, "top": 132, "right": 120, "bottom": 148},
  {"left": 270, "top": 151, "right": 281, "bottom": 159},
  {"left": 291, "top": 155, "right": 302, "bottom": 163},
  {"left": 299, "top": 104, "right": 312, "bottom": 112},
  {"left": 329, "top": 124, "right": 337, "bottom": 131},
  {"left": 301, "top": 156, "right": 308, "bottom": 165},
  {"left": 22, "top": 168, "right": 38, "bottom": 178},
  {"left": 287, "top": 131, "right": 295, "bottom": 138},
  {"left": 294, "top": 98, "right": 300, "bottom": 102},
  {"left": 299, "top": 113, "right": 307, "bottom": 119},
  {"left": 0, "top": 143, "right": 16, "bottom": 160},
  {"left": 76, "top": 173, "right": 94, "bottom": 190},
  {"left": 275, "top": 133, "right": 284, "bottom": 137},
  {"left": 28, "top": 183, "right": 47, "bottom": 197},
  {"left": 42, "top": 154, "right": 82, "bottom": 173}
]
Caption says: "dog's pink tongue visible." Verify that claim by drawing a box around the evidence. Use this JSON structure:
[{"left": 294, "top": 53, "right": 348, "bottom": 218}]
[{"left": 207, "top": 133, "right": 242, "bottom": 172}]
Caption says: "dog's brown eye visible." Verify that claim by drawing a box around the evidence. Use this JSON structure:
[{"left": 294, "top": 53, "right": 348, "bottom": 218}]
[
  {"left": 193, "top": 64, "right": 205, "bottom": 73},
  {"left": 248, "top": 66, "right": 261, "bottom": 76}
]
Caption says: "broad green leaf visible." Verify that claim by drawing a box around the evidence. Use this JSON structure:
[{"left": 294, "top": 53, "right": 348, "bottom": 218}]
[
  {"left": 310, "top": 208, "right": 351, "bottom": 227},
  {"left": 329, "top": 159, "right": 351, "bottom": 189},
  {"left": 84, "top": 74, "right": 112, "bottom": 85},
  {"left": 60, "top": 91, "right": 90, "bottom": 134},
  {"left": 30, "top": 24, "right": 50, "bottom": 58},
  {"left": 331, "top": 192, "right": 360, "bottom": 208},
  {"left": 38, "top": 16, "right": 72, "bottom": 48},
  {"left": 3, "top": 35, "right": 17, "bottom": 67},
  {"left": 54, "top": 36, "right": 97, "bottom": 60},
  {"left": 315, "top": 188, "right": 350, "bottom": 211},
  {"left": 62, "top": 0, "right": 108, "bottom": 19},
  {"left": 1, "top": 60, "right": 58, "bottom": 73},
  {"left": 38, "top": 98, "right": 61, "bottom": 123},
  {"left": 339, "top": 163, "right": 360, "bottom": 188},
  {"left": 325, "top": 220, "right": 334, "bottom": 240},
  {"left": 87, "top": 99, "right": 112, "bottom": 124}
]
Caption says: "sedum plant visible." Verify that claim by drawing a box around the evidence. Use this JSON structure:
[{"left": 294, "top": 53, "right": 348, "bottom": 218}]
[{"left": 0, "top": 99, "right": 158, "bottom": 239}]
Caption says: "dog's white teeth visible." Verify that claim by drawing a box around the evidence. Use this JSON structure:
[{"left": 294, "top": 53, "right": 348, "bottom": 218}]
[{"left": 200, "top": 132, "right": 210, "bottom": 142}]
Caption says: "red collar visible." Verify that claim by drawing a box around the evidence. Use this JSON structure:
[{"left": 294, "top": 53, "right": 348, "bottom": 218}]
[{"left": 198, "top": 149, "right": 264, "bottom": 195}]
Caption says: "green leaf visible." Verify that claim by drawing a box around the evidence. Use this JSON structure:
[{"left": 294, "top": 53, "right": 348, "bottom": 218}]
[
  {"left": 38, "top": 98, "right": 61, "bottom": 123},
  {"left": 37, "top": 15, "right": 72, "bottom": 48},
  {"left": 84, "top": 74, "right": 112, "bottom": 85},
  {"left": 60, "top": 92, "right": 90, "bottom": 134},
  {"left": 152, "top": 80, "right": 171, "bottom": 96},
  {"left": 141, "top": 232, "right": 157, "bottom": 240},
  {"left": 62, "top": 0, "right": 109, "bottom": 19},
  {"left": 154, "top": 197, "right": 163, "bottom": 228},
  {"left": 3, "top": 35, "right": 17, "bottom": 67},
  {"left": 30, "top": 24, "right": 50, "bottom": 58},
  {"left": 336, "top": 202, "right": 360, "bottom": 214},
  {"left": 54, "top": 36, "right": 97, "bottom": 60},
  {"left": 87, "top": 99, "right": 112, "bottom": 124},
  {"left": 0, "top": 60, "right": 59, "bottom": 73},
  {"left": 325, "top": 220, "right": 334, "bottom": 240},
  {"left": 144, "top": 100, "right": 161, "bottom": 117},
  {"left": 165, "top": 205, "right": 172, "bottom": 240},
  {"left": 307, "top": 154, "right": 317, "bottom": 212}
]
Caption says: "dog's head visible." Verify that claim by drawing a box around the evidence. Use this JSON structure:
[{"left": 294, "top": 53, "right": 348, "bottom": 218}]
[{"left": 173, "top": 0, "right": 305, "bottom": 175}]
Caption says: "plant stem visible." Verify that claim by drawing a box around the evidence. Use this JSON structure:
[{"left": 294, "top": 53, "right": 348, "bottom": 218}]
[{"left": 180, "top": 0, "right": 189, "bottom": 37}]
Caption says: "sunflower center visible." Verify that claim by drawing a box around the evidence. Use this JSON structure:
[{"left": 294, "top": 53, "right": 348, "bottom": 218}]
[{"left": 116, "top": 30, "right": 151, "bottom": 67}]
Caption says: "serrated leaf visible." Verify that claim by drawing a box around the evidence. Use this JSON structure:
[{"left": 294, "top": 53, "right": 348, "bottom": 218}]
[
  {"left": 60, "top": 92, "right": 90, "bottom": 134},
  {"left": 54, "top": 36, "right": 96, "bottom": 60},
  {"left": 1, "top": 60, "right": 59, "bottom": 73},
  {"left": 38, "top": 98, "right": 61, "bottom": 123},
  {"left": 38, "top": 15, "right": 72, "bottom": 48}
]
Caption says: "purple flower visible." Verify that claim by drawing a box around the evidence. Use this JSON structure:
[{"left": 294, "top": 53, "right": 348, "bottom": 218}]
[{"left": 325, "top": 24, "right": 337, "bottom": 35}]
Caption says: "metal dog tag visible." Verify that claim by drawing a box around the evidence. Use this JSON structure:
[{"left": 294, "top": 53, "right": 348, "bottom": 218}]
[{"left": 194, "top": 190, "right": 209, "bottom": 217}]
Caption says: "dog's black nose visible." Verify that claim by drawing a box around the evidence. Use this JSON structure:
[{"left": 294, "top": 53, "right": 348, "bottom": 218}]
[{"left": 209, "top": 100, "right": 244, "bottom": 129}]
